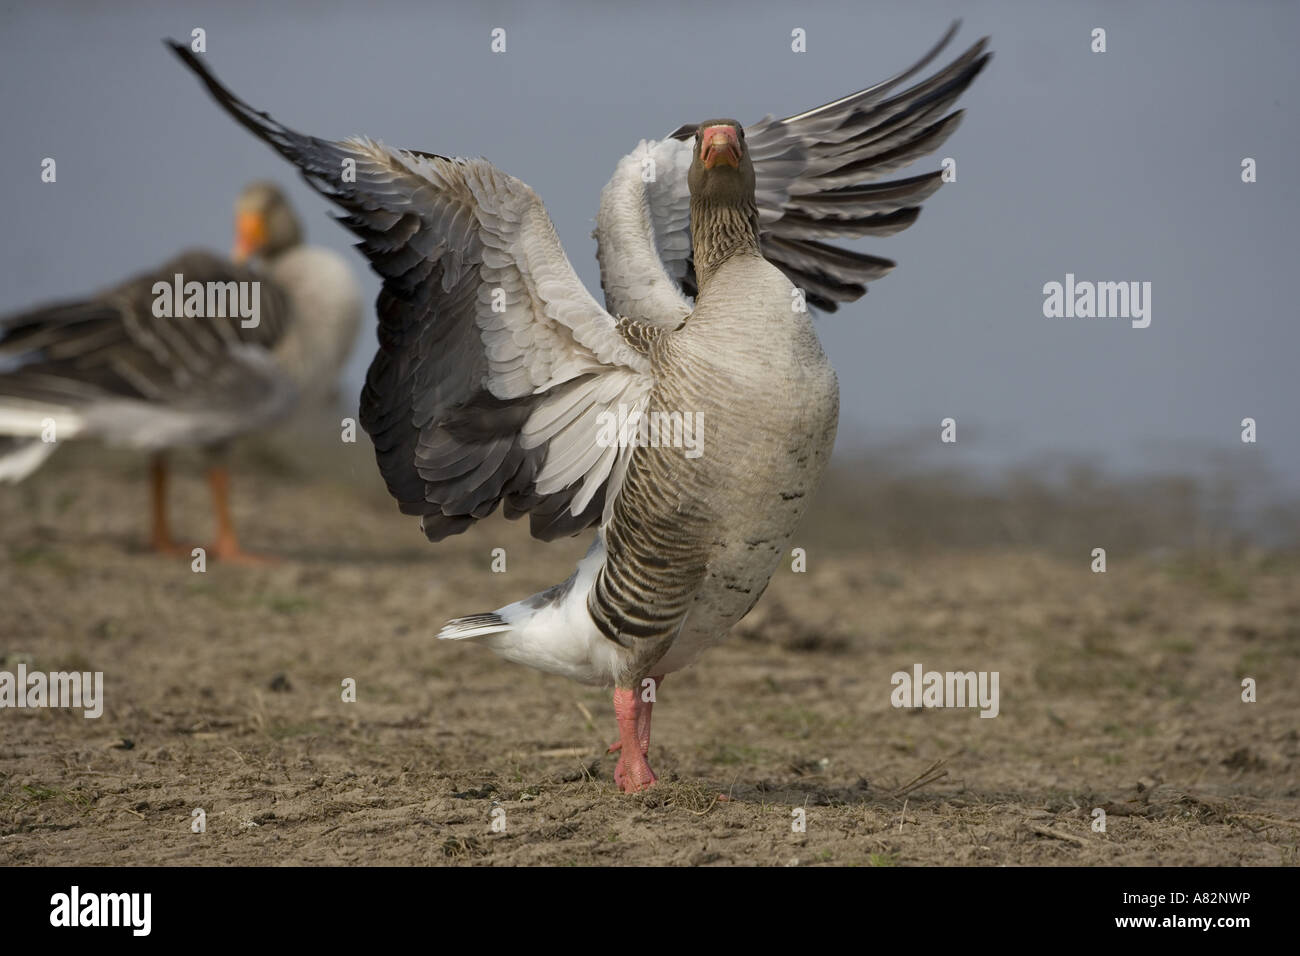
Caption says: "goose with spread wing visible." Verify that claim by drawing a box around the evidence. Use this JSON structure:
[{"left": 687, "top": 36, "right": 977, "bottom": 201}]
[
  {"left": 172, "top": 23, "right": 988, "bottom": 790},
  {"left": 0, "top": 183, "right": 362, "bottom": 561}
]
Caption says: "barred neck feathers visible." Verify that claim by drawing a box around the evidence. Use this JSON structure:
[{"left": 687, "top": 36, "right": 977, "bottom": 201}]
[{"left": 689, "top": 197, "right": 761, "bottom": 289}]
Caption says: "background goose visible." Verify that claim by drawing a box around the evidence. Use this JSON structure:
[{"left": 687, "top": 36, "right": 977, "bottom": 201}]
[
  {"left": 0, "top": 183, "right": 362, "bottom": 561},
  {"left": 172, "top": 24, "right": 986, "bottom": 790}
]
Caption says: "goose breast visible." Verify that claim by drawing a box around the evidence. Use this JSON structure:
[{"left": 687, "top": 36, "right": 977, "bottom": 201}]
[{"left": 631, "top": 254, "right": 840, "bottom": 674}]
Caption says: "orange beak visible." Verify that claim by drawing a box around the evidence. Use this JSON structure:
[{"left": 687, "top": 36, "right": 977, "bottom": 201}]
[
  {"left": 232, "top": 210, "right": 267, "bottom": 263},
  {"left": 701, "top": 125, "right": 741, "bottom": 170}
]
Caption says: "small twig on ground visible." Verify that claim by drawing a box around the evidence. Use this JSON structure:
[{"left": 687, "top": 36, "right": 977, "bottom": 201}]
[
  {"left": 720, "top": 770, "right": 740, "bottom": 804},
  {"left": 1027, "top": 823, "right": 1087, "bottom": 847},
  {"left": 535, "top": 747, "right": 590, "bottom": 758},
  {"left": 890, "top": 758, "right": 949, "bottom": 800}
]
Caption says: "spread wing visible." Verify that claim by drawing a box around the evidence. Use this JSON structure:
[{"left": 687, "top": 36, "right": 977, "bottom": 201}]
[
  {"left": 596, "top": 22, "right": 991, "bottom": 319},
  {"left": 171, "top": 42, "right": 653, "bottom": 541}
]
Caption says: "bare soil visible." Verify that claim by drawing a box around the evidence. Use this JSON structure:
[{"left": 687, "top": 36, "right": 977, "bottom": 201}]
[{"left": 2, "top": 437, "right": 1297, "bottom": 866}]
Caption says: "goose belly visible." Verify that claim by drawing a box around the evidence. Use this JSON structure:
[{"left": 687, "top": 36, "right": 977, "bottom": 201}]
[{"left": 652, "top": 299, "right": 839, "bottom": 674}]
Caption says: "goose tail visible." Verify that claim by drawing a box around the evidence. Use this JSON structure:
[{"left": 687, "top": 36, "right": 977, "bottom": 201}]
[
  {"left": 436, "top": 612, "right": 513, "bottom": 641},
  {"left": 0, "top": 436, "right": 59, "bottom": 483}
]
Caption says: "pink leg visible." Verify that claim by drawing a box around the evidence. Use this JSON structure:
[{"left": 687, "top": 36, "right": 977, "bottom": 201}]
[{"left": 610, "top": 676, "right": 663, "bottom": 792}]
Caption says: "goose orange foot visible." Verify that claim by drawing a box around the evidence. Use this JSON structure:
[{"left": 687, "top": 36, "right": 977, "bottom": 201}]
[
  {"left": 610, "top": 677, "right": 663, "bottom": 793},
  {"left": 204, "top": 465, "right": 278, "bottom": 564}
]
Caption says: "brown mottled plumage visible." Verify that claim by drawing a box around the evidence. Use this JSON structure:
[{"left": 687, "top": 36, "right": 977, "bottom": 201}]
[{"left": 0, "top": 182, "right": 361, "bottom": 558}]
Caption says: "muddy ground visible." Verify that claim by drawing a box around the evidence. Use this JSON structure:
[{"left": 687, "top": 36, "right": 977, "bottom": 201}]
[{"left": 1, "top": 433, "right": 1297, "bottom": 866}]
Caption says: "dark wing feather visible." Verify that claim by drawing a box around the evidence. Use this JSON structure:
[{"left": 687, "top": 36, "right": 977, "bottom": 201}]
[
  {"left": 745, "top": 24, "right": 989, "bottom": 309},
  {"left": 170, "top": 42, "right": 652, "bottom": 542},
  {"left": 0, "top": 249, "right": 291, "bottom": 410},
  {"left": 625, "top": 22, "right": 989, "bottom": 316}
]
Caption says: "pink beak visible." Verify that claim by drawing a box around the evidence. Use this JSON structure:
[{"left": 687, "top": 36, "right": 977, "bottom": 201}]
[{"left": 701, "top": 125, "right": 740, "bottom": 169}]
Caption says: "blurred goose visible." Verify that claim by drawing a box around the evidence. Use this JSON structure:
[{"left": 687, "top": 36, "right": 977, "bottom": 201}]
[
  {"left": 173, "top": 23, "right": 987, "bottom": 787},
  {"left": 0, "top": 183, "right": 362, "bottom": 561}
]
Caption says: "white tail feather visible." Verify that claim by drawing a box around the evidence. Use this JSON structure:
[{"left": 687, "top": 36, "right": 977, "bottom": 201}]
[
  {"left": 0, "top": 438, "right": 59, "bottom": 482},
  {"left": 429, "top": 536, "right": 622, "bottom": 685},
  {"left": 437, "top": 613, "right": 513, "bottom": 641},
  {"left": 0, "top": 403, "right": 85, "bottom": 439}
]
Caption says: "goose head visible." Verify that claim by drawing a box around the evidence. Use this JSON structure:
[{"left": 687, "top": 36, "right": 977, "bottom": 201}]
[
  {"left": 232, "top": 181, "right": 302, "bottom": 264},
  {"left": 687, "top": 120, "right": 756, "bottom": 207},
  {"left": 685, "top": 120, "right": 761, "bottom": 282}
]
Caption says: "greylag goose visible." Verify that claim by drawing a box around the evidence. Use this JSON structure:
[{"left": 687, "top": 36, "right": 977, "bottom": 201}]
[
  {"left": 0, "top": 183, "right": 362, "bottom": 561},
  {"left": 171, "top": 23, "right": 988, "bottom": 788}
]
